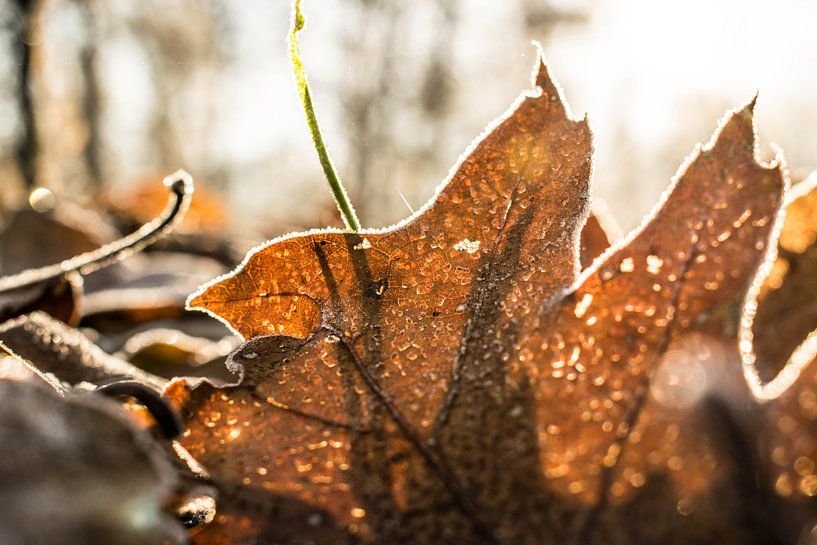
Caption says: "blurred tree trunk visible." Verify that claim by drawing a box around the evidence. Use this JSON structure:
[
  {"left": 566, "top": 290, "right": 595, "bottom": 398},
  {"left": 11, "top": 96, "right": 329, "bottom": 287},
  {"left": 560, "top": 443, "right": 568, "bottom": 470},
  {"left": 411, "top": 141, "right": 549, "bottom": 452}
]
[
  {"left": 12, "top": 0, "right": 43, "bottom": 190},
  {"left": 521, "top": 0, "right": 587, "bottom": 39},
  {"left": 77, "top": 0, "right": 103, "bottom": 188},
  {"left": 132, "top": 1, "right": 226, "bottom": 178}
]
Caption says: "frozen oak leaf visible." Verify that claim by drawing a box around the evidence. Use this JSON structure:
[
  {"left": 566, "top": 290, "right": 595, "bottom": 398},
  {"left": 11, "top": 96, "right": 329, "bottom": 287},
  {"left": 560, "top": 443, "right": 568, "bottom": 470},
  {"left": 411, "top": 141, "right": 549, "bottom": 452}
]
[{"left": 170, "top": 57, "right": 805, "bottom": 544}]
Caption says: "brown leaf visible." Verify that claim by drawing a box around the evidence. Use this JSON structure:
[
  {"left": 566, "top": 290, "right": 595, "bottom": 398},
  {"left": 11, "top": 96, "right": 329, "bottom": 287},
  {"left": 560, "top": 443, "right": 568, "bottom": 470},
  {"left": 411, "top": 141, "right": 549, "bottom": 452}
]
[
  {"left": 579, "top": 213, "right": 611, "bottom": 269},
  {"left": 173, "top": 59, "right": 796, "bottom": 545},
  {"left": 107, "top": 173, "right": 227, "bottom": 234},
  {"left": 530, "top": 97, "right": 782, "bottom": 507},
  {"left": 579, "top": 203, "right": 620, "bottom": 269},
  {"left": 183, "top": 57, "right": 593, "bottom": 544}
]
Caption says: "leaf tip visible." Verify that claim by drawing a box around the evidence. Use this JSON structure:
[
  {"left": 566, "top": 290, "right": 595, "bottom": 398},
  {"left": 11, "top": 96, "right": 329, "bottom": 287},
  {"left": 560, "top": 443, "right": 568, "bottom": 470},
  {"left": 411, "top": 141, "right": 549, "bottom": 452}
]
[
  {"left": 185, "top": 289, "right": 203, "bottom": 312},
  {"left": 705, "top": 94, "right": 761, "bottom": 159},
  {"left": 746, "top": 90, "right": 759, "bottom": 112},
  {"left": 184, "top": 264, "right": 251, "bottom": 341},
  {"left": 733, "top": 93, "right": 757, "bottom": 125},
  {"left": 530, "top": 43, "right": 555, "bottom": 96},
  {"left": 184, "top": 279, "right": 217, "bottom": 321},
  {"left": 729, "top": 92, "right": 758, "bottom": 137},
  {"left": 528, "top": 42, "right": 578, "bottom": 122}
]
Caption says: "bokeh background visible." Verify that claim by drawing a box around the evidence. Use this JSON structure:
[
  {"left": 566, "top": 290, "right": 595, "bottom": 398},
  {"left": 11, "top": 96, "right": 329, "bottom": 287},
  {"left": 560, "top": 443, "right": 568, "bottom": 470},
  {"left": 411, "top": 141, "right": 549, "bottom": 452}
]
[{"left": 1, "top": 0, "right": 815, "bottom": 235}]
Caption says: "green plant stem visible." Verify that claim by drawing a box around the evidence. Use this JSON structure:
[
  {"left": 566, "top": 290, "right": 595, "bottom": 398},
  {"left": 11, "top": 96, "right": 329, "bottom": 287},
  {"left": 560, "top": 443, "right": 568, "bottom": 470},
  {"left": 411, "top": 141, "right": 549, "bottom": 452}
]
[{"left": 289, "top": 0, "right": 361, "bottom": 232}]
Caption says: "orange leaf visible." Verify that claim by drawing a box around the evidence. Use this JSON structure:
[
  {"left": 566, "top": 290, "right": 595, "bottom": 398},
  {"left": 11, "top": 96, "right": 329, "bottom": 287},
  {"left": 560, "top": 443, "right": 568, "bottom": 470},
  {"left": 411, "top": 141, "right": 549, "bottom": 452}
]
[{"left": 169, "top": 57, "right": 817, "bottom": 544}]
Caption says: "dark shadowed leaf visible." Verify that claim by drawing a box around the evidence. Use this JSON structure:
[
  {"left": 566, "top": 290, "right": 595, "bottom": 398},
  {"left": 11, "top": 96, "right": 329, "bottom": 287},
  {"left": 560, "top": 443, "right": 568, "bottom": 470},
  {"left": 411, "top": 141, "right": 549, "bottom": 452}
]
[
  {"left": 0, "top": 311, "right": 166, "bottom": 390},
  {"left": 753, "top": 174, "right": 817, "bottom": 383},
  {"left": 0, "top": 272, "right": 82, "bottom": 325},
  {"left": 0, "top": 379, "right": 185, "bottom": 545},
  {"left": 0, "top": 203, "right": 118, "bottom": 275},
  {"left": 112, "top": 326, "right": 238, "bottom": 381}
]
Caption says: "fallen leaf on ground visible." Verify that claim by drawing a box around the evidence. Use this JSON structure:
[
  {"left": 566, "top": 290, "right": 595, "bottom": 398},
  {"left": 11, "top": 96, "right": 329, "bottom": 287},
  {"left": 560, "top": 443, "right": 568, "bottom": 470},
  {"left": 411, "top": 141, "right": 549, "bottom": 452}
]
[{"left": 168, "top": 57, "right": 817, "bottom": 545}]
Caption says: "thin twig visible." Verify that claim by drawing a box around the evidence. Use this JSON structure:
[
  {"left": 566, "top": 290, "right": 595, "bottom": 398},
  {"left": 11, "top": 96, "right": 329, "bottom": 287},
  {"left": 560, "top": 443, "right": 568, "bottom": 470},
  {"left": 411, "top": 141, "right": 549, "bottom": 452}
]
[{"left": 0, "top": 170, "right": 194, "bottom": 293}]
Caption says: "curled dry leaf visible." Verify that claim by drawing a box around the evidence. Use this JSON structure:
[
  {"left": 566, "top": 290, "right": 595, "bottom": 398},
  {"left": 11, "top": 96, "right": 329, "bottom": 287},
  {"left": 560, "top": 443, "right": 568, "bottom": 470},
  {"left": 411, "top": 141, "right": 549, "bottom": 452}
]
[
  {"left": 170, "top": 57, "right": 817, "bottom": 544},
  {"left": 106, "top": 175, "right": 245, "bottom": 269},
  {"left": 0, "top": 171, "right": 193, "bottom": 325},
  {"left": 0, "top": 311, "right": 166, "bottom": 390}
]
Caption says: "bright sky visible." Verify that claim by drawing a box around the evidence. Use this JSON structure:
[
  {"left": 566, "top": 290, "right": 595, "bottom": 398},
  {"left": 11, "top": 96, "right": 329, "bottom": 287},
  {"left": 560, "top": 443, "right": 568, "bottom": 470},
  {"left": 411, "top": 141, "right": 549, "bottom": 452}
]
[
  {"left": 92, "top": 0, "right": 817, "bottom": 230},
  {"left": 547, "top": 0, "right": 817, "bottom": 226}
]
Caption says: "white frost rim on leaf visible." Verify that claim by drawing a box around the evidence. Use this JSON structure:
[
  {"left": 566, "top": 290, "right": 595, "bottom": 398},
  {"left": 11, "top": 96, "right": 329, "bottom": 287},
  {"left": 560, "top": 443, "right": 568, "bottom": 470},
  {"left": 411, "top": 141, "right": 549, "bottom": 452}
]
[
  {"left": 185, "top": 44, "right": 587, "bottom": 340},
  {"left": 744, "top": 171, "right": 817, "bottom": 401},
  {"left": 568, "top": 93, "right": 793, "bottom": 402}
]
